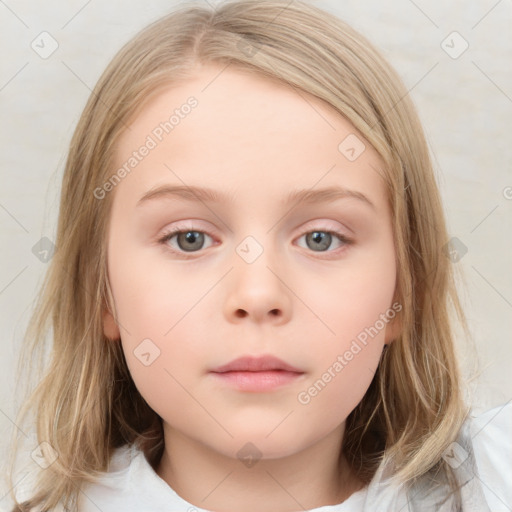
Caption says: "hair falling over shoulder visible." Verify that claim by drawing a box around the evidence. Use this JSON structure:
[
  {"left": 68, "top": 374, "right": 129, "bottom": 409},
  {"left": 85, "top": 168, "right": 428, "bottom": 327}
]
[{"left": 7, "top": 1, "right": 477, "bottom": 510}]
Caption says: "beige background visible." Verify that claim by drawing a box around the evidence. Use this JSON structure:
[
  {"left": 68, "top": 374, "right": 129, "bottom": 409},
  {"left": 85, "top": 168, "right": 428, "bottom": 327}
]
[{"left": 1, "top": 0, "right": 511, "bottom": 508}]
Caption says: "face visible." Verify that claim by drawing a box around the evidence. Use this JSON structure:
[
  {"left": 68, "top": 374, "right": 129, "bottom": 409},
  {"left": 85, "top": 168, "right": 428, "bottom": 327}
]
[{"left": 103, "top": 64, "right": 399, "bottom": 461}]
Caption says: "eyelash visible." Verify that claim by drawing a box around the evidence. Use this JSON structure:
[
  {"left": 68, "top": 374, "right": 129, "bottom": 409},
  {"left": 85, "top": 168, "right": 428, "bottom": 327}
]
[{"left": 157, "top": 225, "right": 353, "bottom": 259}]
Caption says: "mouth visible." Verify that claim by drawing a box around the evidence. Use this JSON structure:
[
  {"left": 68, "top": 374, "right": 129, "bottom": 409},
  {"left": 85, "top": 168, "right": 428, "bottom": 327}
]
[{"left": 209, "top": 355, "right": 305, "bottom": 392}]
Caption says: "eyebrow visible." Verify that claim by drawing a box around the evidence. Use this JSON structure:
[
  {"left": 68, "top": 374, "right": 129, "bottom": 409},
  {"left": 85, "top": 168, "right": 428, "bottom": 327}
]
[{"left": 136, "top": 184, "right": 375, "bottom": 210}]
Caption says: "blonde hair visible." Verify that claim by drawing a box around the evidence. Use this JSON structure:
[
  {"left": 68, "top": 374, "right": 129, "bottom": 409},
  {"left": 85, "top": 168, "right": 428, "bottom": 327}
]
[{"left": 8, "top": 0, "right": 477, "bottom": 509}]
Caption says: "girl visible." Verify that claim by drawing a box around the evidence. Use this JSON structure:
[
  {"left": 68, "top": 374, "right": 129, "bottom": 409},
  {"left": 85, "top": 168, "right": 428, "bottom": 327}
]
[{"left": 7, "top": 0, "right": 511, "bottom": 511}]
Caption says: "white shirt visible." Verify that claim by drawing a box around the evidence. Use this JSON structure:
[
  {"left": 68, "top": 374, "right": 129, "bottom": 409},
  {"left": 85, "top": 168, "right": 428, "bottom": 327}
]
[{"left": 17, "top": 402, "right": 512, "bottom": 512}]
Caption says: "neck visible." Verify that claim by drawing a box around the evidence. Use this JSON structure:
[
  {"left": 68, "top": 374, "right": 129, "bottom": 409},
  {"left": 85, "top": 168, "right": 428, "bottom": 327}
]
[{"left": 156, "top": 424, "right": 365, "bottom": 512}]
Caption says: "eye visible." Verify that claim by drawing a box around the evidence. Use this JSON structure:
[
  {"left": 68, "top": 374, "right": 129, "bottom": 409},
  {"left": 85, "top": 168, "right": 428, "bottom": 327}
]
[
  {"left": 296, "top": 230, "right": 352, "bottom": 253},
  {"left": 158, "top": 228, "right": 214, "bottom": 254},
  {"left": 157, "top": 226, "right": 352, "bottom": 258}
]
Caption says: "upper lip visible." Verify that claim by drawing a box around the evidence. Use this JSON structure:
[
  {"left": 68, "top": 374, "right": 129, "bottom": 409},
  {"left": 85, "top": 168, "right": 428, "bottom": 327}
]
[{"left": 210, "top": 355, "right": 303, "bottom": 373}]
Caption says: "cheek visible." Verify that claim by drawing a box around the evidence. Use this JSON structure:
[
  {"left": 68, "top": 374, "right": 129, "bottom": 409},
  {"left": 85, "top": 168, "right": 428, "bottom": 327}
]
[
  {"left": 120, "top": 335, "right": 199, "bottom": 421},
  {"left": 107, "top": 237, "right": 211, "bottom": 401},
  {"left": 295, "top": 345, "right": 381, "bottom": 440},
  {"left": 294, "top": 278, "right": 390, "bottom": 428},
  {"left": 306, "top": 248, "right": 397, "bottom": 345},
  {"left": 109, "top": 246, "right": 209, "bottom": 339},
  {"left": 295, "top": 246, "right": 396, "bottom": 411}
]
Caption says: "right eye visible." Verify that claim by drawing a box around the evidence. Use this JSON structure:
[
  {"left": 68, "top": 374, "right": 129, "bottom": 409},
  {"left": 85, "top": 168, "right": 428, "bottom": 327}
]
[{"left": 158, "top": 227, "right": 215, "bottom": 256}]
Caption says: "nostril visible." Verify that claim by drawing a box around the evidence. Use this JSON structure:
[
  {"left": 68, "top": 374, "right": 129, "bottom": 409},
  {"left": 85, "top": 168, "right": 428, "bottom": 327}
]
[{"left": 235, "top": 309, "right": 248, "bottom": 318}]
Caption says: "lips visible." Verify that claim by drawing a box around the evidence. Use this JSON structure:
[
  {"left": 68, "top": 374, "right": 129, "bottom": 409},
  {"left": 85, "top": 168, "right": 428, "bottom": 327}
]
[
  {"left": 210, "top": 355, "right": 303, "bottom": 374},
  {"left": 209, "top": 355, "right": 305, "bottom": 392}
]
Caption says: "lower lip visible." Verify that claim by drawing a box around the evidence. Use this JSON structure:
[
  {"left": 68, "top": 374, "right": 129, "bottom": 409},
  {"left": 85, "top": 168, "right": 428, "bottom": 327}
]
[{"left": 210, "top": 370, "right": 304, "bottom": 392}]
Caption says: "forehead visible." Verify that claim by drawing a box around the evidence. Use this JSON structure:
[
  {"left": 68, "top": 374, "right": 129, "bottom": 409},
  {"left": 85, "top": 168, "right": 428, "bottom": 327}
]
[{"left": 113, "top": 64, "right": 388, "bottom": 212}]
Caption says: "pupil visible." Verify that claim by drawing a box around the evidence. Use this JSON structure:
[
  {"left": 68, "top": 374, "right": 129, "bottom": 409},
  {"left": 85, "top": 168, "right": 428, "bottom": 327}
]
[
  {"left": 308, "top": 231, "right": 331, "bottom": 251},
  {"left": 178, "top": 231, "right": 204, "bottom": 252}
]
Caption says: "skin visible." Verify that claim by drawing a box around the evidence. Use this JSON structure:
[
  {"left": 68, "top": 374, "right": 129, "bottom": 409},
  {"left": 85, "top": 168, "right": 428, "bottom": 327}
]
[{"left": 103, "top": 63, "right": 400, "bottom": 512}]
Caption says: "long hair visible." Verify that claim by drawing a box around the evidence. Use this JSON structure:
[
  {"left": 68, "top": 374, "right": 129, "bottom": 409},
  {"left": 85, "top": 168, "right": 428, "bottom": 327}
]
[{"left": 8, "top": 1, "right": 477, "bottom": 510}]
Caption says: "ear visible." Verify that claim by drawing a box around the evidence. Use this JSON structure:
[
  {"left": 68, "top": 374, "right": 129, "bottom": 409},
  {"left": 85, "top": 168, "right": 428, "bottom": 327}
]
[
  {"left": 103, "top": 307, "right": 121, "bottom": 340},
  {"left": 384, "top": 315, "right": 401, "bottom": 345},
  {"left": 384, "top": 296, "right": 402, "bottom": 346}
]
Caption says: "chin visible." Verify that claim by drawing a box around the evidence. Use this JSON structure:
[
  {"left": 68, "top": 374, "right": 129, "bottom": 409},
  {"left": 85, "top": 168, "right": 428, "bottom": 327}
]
[{"left": 222, "top": 431, "right": 316, "bottom": 462}]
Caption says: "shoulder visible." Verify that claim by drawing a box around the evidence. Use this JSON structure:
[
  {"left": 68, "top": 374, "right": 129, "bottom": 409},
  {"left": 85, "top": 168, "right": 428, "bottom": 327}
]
[
  {"left": 77, "top": 444, "right": 138, "bottom": 510},
  {"left": 366, "top": 401, "right": 512, "bottom": 512},
  {"left": 467, "top": 401, "right": 512, "bottom": 511},
  {"left": 78, "top": 444, "right": 210, "bottom": 512}
]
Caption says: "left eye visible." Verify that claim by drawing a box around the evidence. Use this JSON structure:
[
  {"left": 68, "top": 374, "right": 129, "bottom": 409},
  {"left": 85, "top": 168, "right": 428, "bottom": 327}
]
[
  {"left": 296, "top": 231, "right": 350, "bottom": 252},
  {"left": 160, "top": 229, "right": 214, "bottom": 253}
]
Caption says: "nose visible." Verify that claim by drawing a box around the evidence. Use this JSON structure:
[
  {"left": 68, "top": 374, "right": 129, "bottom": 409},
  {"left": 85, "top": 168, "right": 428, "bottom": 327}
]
[{"left": 223, "top": 248, "right": 292, "bottom": 325}]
